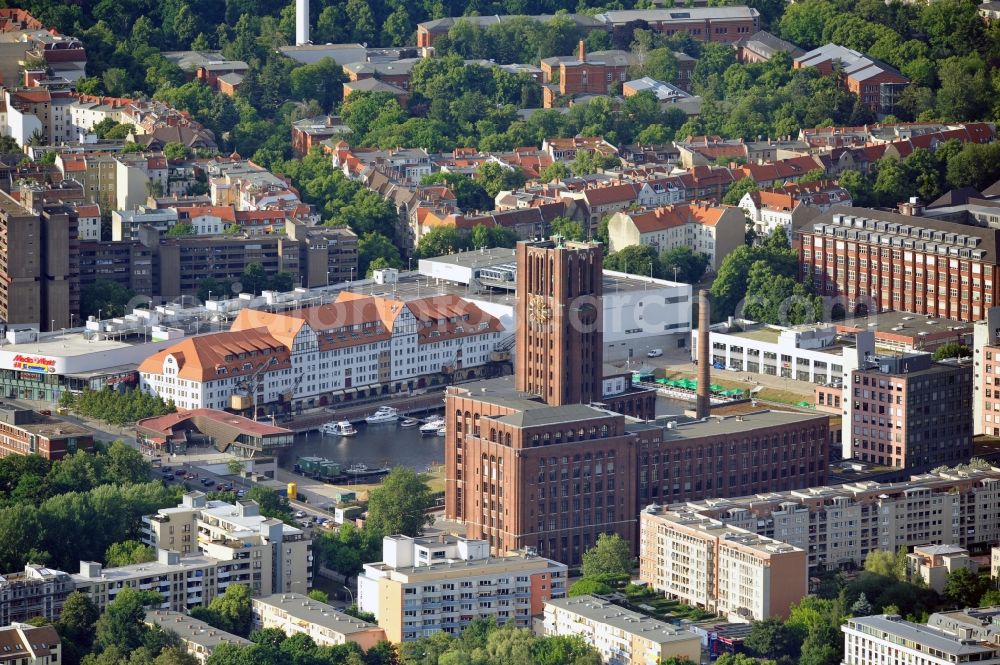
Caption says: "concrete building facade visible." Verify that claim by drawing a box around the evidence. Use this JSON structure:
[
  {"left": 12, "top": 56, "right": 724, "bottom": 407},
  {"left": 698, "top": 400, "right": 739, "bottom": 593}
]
[
  {"left": 638, "top": 506, "right": 807, "bottom": 622},
  {"left": 140, "top": 492, "right": 312, "bottom": 597},
  {"left": 358, "top": 535, "right": 567, "bottom": 643},
  {"left": 542, "top": 595, "right": 702, "bottom": 665},
  {"left": 251, "top": 593, "right": 385, "bottom": 649}
]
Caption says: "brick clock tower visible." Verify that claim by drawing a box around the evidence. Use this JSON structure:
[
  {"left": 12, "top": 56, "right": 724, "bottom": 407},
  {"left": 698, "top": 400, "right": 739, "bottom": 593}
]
[{"left": 515, "top": 238, "right": 604, "bottom": 406}]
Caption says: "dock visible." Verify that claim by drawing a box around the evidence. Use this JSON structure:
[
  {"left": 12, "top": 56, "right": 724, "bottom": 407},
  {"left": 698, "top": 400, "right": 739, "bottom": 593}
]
[{"left": 284, "top": 391, "right": 446, "bottom": 434}]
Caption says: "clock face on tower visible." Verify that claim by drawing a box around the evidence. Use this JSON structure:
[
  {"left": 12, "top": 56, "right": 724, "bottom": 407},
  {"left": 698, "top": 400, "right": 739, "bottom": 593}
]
[{"left": 528, "top": 294, "right": 551, "bottom": 324}]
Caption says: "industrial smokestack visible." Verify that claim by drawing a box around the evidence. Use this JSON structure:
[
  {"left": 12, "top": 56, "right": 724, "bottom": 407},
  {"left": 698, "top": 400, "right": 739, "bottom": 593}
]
[
  {"left": 296, "top": 0, "right": 310, "bottom": 45},
  {"left": 696, "top": 289, "right": 711, "bottom": 419}
]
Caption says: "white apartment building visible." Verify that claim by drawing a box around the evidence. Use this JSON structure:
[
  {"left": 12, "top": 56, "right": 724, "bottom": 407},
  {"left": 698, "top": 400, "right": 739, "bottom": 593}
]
[
  {"left": 139, "top": 292, "right": 505, "bottom": 412},
  {"left": 606, "top": 203, "right": 744, "bottom": 271},
  {"left": 145, "top": 610, "right": 251, "bottom": 664},
  {"left": 140, "top": 492, "right": 312, "bottom": 597},
  {"left": 112, "top": 206, "right": 179, "bottom": 241},
  {"left": 73, "top": 203, "right": 101, "bottom": 240},
  {"left": 639, "top": 506, "right": 807, "bottom": 622},
  {"left": 358, "top": 534, "right": 568, "bottom": 643},
  {"left": 675, "top": 464, "right": 1000, "bottom": 570},
  {"left": 251, "top": 593, "right": 386, "bottom": 649},
  {"left": 543, "top": 595, "right": 701, "bottom": 665},
  {"left": 72, "top": 549, "right": 222, "bottom": 613},
  {"left": 843, "top": 615, "right": 1000, "bottom": 665}
]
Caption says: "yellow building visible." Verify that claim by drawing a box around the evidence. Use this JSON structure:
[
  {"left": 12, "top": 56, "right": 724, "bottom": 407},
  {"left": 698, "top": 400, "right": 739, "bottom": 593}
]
[
  {"left": 543, "top": 595, "right": 702, "bottom": 665},
  {"left": 251, "top": 593, "right": 385, "bottom": 649}
]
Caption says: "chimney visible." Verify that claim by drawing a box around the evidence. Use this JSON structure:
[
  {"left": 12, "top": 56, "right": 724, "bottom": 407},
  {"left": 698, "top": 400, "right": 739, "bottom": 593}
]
[
  {"left": 296, "top": 0, "right": 310, "bottom": 45},
  {"left": 578, "top": 39, "right": 586, "bottom": 62},
  {"left": 696, "top": 289, "right": 711, "bottom": 419}
]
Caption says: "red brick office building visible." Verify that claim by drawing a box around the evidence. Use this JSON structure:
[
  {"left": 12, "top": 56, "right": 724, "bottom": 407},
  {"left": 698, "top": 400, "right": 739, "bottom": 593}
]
[
  {"left": 801, "top": 208, "right": 1000, "bottom": 322},
  {"left": 445, "top": 238, "right": 829, "bottom": 565}
]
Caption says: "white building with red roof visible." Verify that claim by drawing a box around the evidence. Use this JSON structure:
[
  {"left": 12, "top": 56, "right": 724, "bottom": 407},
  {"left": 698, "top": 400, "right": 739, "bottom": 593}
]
[
  {"left": 139, "top": 292, "right": 505, "bottom": 412},
  {"left": 606, "top": 202, "right": 745, "bottom": 270}
]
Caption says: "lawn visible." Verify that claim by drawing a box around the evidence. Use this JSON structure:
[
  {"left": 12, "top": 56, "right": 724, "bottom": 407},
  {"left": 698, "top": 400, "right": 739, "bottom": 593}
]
[{"left": 620, "top": 584, "right": 719, "bottom": 623}]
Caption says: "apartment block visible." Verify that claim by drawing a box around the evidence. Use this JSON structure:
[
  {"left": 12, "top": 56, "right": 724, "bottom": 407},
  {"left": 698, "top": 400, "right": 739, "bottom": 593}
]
[
  {"left": 543, "top": 595, "right": 701, "bottom": 665},
  {"left": 674, "top": 464, "right": 1000, "bottom": 570},
  {"left": 141, "top": 492, "right": 312, "bottom": 597},
  {"left": 357, "top": 535, "right": 567, "bottom": 643},
  {"left": 794, "top": 44, "right": 909, "bottom": 114},
  {"left": 0, "top": 624, "right": 62, "bottom": 665},
  {"left": 842, "top": 615, "right": 1000, "bottom": 665},
  {"left": 251, "top": 593, "right": 385, "bottom": 649},
  {"left": 606, "top": 203, "right": 745, "bottom": 271},
  {"left": 72, "top": 549, "right": 222, "bottom": 613},
  {"left": 801, "top": 208, "right": 1000, "bottom": 322},
  {"left": 973, "top": 307, "right": 1000, "bottom": 436},
  {"left": 140, "top": 291, "right": 502, "bottom": 413},
  {"left": 906, "top": 545, "right": 975, "bottom": 594},
  {"left": 846, "top": 352, "right": 972, "bottom": 470},
  {"left": 639, "top": 506, "right": 807, "bottom": 622},
  {"left": 145, "top": 610, "right": 250, "bottom": 663},
  {"left": 0, "top": 564, "right": 73, "bottom": 626}
]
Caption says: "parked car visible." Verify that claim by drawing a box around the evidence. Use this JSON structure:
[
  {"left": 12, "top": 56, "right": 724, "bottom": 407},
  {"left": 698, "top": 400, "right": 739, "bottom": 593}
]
[
  {"left": 646, "top": 348, "right": 663, "bottom": 358},
  {"left": 295, "top": 510, "right": 306, "bottom": 519},
  {"left": 215, "top": 483, "right": 224, "bottom": 491},
  {"left": 201, "top": 478, "right": 213, "bottom": 486}
]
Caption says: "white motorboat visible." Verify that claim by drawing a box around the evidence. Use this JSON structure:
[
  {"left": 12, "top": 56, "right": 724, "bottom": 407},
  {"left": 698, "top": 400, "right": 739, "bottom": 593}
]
[
  {"left": 436, "top": 425, "right": 447, "bottom": 436},
  {"left": 365, "top": 406, "right": 399, "bottom": 424},
  {"left": 400, "top": 418, "right": 419, "bottom": 428},
  {"left": 322, "top": 420, "right": 357, "bottom": 436},
  {"left": 420, "top": 417, "right": 444, "bottom": 435}
]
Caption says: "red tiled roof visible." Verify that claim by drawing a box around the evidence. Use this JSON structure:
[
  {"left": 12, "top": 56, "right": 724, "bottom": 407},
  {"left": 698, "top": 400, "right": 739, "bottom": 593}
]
[{"left": 138, "top": 328, "right": 291, "bottom": 382}]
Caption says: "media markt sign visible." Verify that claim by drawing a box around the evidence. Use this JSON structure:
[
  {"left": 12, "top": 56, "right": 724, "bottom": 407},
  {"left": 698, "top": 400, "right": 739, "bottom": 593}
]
[{"left": 11, "top": 354, "right": 57, "bottom": 374}]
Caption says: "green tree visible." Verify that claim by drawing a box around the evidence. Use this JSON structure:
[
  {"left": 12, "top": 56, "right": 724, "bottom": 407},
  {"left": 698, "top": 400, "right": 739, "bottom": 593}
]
[
  {"left": 779, "top": 0, "right": 838, "bottom": 50},
  {"left": 604, "top": 245, "right": 660, "bottom": 278},
  {"left": 191, "top": 584, "right": 253, "bottom": 638},
  {"left": 933, "top": 342, "right": 972, "bottom": 361},
  {"left": 660, "top": 246, "right": 709, "bottom": 283},
  {"left": 290, "top": 58, "right": 346, "bottom": 112},
  {"left": 421, "top": 173, "right": 491, "bottom": 213},
  {"left": 243, "top": 487, "right": 292, "bottom": 522},
  {"left": 568, "top": 578, "right": 614, "bottom": 597},
  {"left": 636, "top": 48, "right": 679, "bottom": 83},
  {"left": 540, "top": 162, "right": 569, "bottom": 182},
  {"left": 162, "top": 142, "right": 191, "bottom": 161},
  {"left": 477, "top": 162, "right": 526, "bottom": 199},
  {"left": 365, "top": 467, "right": 436, "bottom": 539},
  {"left": 357, "top": 231, "right": 403, "bottom": 277},
  {"left": 95, "top": 588, "right": 162, "bottom": 652},
  {"left": 944, "top": 569, "right": 990, "bottom": 608},
  {"left": 416, "top": 226, "right": 472, "bottom": 259},
  {"left": 850, "top": 593, "right": 874, "bottom": 617},
  {"left": 104, "top": 540, "right": 155, "bottom": 567},
  {"left": 166, "top": 223, "right": 195, "bottom": 237},
  {"left": 306, "top": 590, "right": 329, "bottom": 604},
  {"left": 81, "top": 280, "right": 135, "bottom": 320},
  {"left": 744, "top": 617, "right": 805, "bottom": 663},
  {"left": 581, "top": 533, "right": 632, "bottom": 578},
  {"left": 549, "top": 216, "right": 585, "bottom": 241},
  {"left": 722, "top": 176, "right": 759, "bottom": 206}
]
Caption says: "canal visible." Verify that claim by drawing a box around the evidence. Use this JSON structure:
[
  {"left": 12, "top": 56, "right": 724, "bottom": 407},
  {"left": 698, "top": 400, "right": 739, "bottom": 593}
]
[{"left": 288, "top": 396, "right": 690, "bottom": 472}]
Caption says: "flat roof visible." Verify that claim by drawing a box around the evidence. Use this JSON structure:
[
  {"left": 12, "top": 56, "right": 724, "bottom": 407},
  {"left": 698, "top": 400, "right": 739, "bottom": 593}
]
[
  {"left": 837, "top": 311, "right": 970, "bottom": 339},
  {"left": 662, "top": 409, "right": 828, "bottom": 442},
  {"left": 372, "top": 552, "right": 565, "bottom": 578},
  {"left": 145, "top": 610, "right": 251, "bottom": 650},
  {"left": 419, "top": 249, "right": 685, "bottom": 293},
  {"left": 253, "top": 593, "right": 381, "bottom": 635},
  {"left": 546, "top": 595, "right": 701, "bottom": 644},
  {"left": 847, "top": 615, "right": 1000, "bottom": 656},
  {"left": 73, "top": 554, "right": 218, "bottom": 583},
  {"left": 0, "top": 331, "right": 165, "bottom": 359}
]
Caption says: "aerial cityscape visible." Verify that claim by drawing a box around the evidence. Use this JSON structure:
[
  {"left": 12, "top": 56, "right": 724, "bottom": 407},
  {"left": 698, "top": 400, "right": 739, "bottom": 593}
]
[{"left": 0, "top": 0, "right": 999, "bottom": 664}]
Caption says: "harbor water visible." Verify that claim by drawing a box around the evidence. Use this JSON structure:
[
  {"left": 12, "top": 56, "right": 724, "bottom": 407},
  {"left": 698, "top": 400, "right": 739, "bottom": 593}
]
[{"left": 289, "top": 395, "right": 689, "bottom": 473}]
